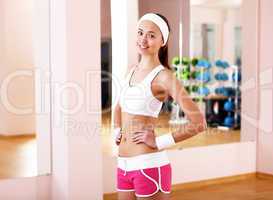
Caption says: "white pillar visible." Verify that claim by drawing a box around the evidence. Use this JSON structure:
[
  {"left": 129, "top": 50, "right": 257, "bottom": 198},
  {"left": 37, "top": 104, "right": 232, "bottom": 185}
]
[
  {"left": 0, "top": 0, "right": 3, "bottom": 70},
  {"left": 257, "top": 0, "right": 273, "bottom": 175},
  {"left": 110, "top": 0, "right": 139, "bottom": 156},
  {"left": 50, "top": 0, "right": 103, "bottom": 199},
  {"left": 110, "top": 0, "right": 139, "bottom": 109},
  {"left": 33, "top": 0, "right": 51, "bottom": 176},
  {"left": 241, "top": 0, "right": 259, "bottom": 142}
]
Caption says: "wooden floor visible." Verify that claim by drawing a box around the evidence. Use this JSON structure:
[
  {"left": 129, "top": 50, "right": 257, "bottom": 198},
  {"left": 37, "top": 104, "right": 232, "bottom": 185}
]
[
  {"left": 101, "top": 110, "right": 240, "bottom": 155},
  {"left": 104, "top": 175, "right": 273, "bottom": 200},
  {"left": 170, "top": 176, "right": 273, "bottom": 200},
  {"left": 0, "top": 135, "right": 37, "bottom": 179}
]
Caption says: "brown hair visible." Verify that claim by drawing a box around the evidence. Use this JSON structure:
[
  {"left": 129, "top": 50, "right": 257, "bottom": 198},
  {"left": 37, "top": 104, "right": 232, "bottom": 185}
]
[{"left": 155, "top": 13, "right": 171, "bottom": 70}]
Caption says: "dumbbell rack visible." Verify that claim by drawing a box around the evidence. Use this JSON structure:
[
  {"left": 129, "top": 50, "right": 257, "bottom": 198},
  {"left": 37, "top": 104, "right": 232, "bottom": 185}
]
[
  {"left": 168, "top": 63, "right": 206, "bottom": 125},
  {"left": 169, "top": 64, "right": 190, "bottom": 125},
  {"left": 217, "top": 65, "right": 241, "bottom": 130},
  {"left": 231, "top": 65, "right": 241, "bottom": 129},
  {"left": 168, "top": 61, "right": 241, "bottom": 130}
]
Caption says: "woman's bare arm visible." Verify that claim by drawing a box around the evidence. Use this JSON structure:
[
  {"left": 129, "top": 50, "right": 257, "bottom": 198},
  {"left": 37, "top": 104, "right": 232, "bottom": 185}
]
[
  {"left": 130, "top": 67, "right": 207, "bottom": 148},
  {"left": 159, "top": 69, "right": 207, "bottom": 143},
  {"left": 113, "top": 103, "right": 122, "bottom": 129}
]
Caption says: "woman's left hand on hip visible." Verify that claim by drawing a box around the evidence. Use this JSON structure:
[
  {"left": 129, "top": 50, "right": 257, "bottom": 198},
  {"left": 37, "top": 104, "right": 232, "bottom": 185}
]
[{"left": 131, "top": 129, "right": 157, "bottom": 149}]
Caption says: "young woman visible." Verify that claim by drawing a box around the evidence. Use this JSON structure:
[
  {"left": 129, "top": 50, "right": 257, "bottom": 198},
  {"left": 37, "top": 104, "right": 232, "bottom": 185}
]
[{"left": 112, "top": 13, "right": 207, "bottom": 200}]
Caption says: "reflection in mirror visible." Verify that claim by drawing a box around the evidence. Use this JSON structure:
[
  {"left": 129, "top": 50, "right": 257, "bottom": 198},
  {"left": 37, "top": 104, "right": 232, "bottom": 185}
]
[
  {"left": 182, "top": 0, "right": 243, "bottom": 148},
  {"left": 0, "top": 0, "right": 50, "bottom": 178},
  {"left": 101, "top": 0, "right": 244, "bottom": 157},
  {"left": 191, "top": 23, "right": 217, "bottom": 62}
]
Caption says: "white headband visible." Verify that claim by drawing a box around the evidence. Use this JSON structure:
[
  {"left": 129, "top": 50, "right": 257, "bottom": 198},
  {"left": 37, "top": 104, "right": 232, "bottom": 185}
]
[{"left": 137, "top": 13, "right": 169, "bottom": 46}]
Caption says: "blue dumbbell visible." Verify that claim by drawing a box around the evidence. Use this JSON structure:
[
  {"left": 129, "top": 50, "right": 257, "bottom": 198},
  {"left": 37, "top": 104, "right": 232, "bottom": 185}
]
[
  {"left": 224, "top": 116, "right": 235, "bottom": 127},
  {"left": 224, "top": 99, "right": 235, "bottom": 112}
]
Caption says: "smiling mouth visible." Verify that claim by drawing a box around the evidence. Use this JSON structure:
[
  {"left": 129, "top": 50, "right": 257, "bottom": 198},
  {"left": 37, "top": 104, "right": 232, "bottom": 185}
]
[{"left": 138, "top": 44, "right": 149, "bottom": 49}]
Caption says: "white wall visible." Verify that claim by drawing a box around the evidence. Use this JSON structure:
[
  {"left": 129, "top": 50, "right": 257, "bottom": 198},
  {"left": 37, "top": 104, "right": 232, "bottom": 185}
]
[
  {"left": 257, "top": 0, "right": 273, "bottom": 175},
  {"left": 0, "top": 176, "right": 51, "bottom": 200},
  {"left": 222, "top": 8, "right": 242, "bottom": 63},
  {"left": 241, "top": 0, "right": 259, "bottom": 142},
  {"left": 110, "top": 0, "right": 139, "bottom": 112},
  {"left": 0, "top": 0, "right": 103, "bottom": 197},
  {"left": 191, "top": 6, "right": 242, "bottom": 63},
  {"left": 0, "top": 0, "right": 4, "bottom": 70},
  {"left": 0, "top": 0, "right": 35, "bottom": 136},
  {"left": 50, "top": 0, "right": 103, "bottom": 199},
  {"left": 33, "top": 0, "right": 52, "bottom": 176},
  {"left": 191, "top": 6, "right": 224, "bottom": 24}
]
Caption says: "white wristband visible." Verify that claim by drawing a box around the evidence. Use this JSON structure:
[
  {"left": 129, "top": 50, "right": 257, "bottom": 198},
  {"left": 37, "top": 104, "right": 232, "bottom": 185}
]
[
  {"left": 155, "top": 133, "right": 176, "bottom": 150},
  {"left": 112, "top": 127, "right": 121, "bottom": 140}
]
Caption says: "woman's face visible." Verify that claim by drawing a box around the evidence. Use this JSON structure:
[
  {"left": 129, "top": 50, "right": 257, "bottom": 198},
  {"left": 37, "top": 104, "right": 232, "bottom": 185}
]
[{"left": 136, "top": 20, "right": 164, "bottom": 56}]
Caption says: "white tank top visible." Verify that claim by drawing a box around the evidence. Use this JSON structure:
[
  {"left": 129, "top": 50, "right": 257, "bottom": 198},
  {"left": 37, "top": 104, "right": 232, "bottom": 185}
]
[{"left": 119, "top": 65, "right": 165, "bottom": 118}]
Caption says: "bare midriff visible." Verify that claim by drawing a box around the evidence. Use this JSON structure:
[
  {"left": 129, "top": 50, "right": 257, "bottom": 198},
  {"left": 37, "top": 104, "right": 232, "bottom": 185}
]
[{"left": 118, "top": 112, "right": 161, "bottom": 157}]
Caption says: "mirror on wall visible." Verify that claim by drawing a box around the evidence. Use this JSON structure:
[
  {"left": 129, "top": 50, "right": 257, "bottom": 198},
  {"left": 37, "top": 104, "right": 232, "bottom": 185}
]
[
  {"left": 182, "top": 0, "right": 244, "bottom": 148},
  {"left": 0, "top": 0, "right": 51, "bottom": 179},
  {"left": 100, "top": 0, "right": 246, "bottom": 156}
]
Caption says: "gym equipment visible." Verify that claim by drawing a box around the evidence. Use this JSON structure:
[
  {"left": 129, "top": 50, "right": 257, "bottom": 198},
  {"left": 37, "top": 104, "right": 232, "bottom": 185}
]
[
  {"left": 224, "top": 98, "right": 235, "bottom": 112},
  {"left": 204, "top": 95, "right": 228, "bottom": 127},
  {"left": 196, "top": 71, "right": 211, "bottom": 83},
  {"left": 191, "top": 58, "right": 198, "bottom": 66},
  {"left": 172, "top": 56, "right": 180, "bottom": 65},
  {"left": 196, "top": 59, "right": 212, "bottom": 69},
  {"left": 170, "top": 56, "right": 193, "bottom": 124},
  {"left": 232, "top": 70, "right": 241, "bottom": 82},
  {"left": 224, "top": 113, "right": 235, "bottom": 127},
  {"left": 215, "top": 60, "right": 230, "bottom": 69},
  {"left": 198, "top": 86, "right": 210, "bottom": 96},
  {"left": 210, "top": 61, "right": 241, "bottom": 129},
  {"left": 170, "top": 57, "right": 241, "bottom": 130},
  {"left": 215, "top": 73, "right": 229, "bottom": 81}
]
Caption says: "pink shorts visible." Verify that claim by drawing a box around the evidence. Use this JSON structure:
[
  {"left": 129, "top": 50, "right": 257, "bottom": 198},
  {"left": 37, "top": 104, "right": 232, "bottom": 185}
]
[{"left": 117, "top": 151, "right": 172, "bottom": 197}]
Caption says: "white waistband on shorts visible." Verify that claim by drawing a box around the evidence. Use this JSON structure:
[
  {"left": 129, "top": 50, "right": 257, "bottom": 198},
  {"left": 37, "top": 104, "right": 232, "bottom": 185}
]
[{"left": 117, "top": 150, "right": 170, "bottom": 171}]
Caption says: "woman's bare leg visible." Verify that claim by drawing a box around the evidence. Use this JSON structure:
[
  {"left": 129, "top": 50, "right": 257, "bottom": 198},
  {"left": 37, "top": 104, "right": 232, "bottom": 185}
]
[
  {"left": 118, "top": 191, "right": 137, "bottom": 200},
  {"left": 136, "top": 191, "right": 171, "bottom": 200}
]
